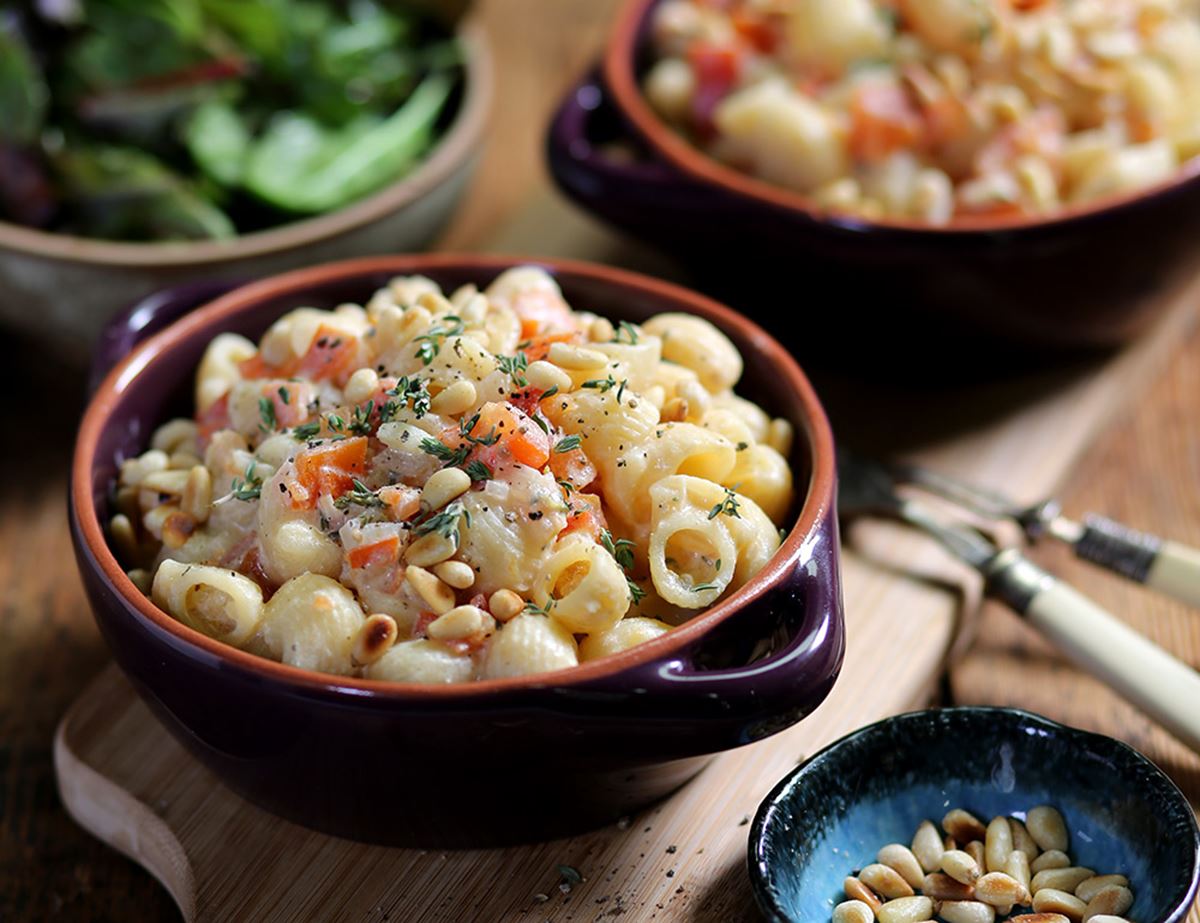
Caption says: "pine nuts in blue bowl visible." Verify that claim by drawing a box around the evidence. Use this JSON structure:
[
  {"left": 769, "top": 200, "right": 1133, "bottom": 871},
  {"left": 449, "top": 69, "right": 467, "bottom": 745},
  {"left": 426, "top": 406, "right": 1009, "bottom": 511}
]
[{"left": 749, "top": 708, "right": 1200, "bottom": 923}]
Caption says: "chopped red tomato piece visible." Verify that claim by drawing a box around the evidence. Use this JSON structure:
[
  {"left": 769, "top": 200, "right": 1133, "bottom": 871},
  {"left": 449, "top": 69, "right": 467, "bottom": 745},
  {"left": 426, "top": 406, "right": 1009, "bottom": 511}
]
[
  {"left": 732, "top": 11, "right": 779, "bottom": 53},
  {"left": 975, "top": 107, "right": 1065, "bottom": 176},
  {"left": 291, "top": 436, "right": 368, "bottom": 508},
  {"left": 688, "top": 43, "right": 742, "bottom": 136},
  {"left": 347, "top": 535, "right": 400, "bottom": 570},
  {"left": 238, "top": 353, "right": 277, "bottom": 380},
  {"left": 379, "top": 485, "right": 420, "bottom": 521},
  {"left": 196, "top": 394, "right": 231, "bottom": 448},
  {"left": 446, "top": 402, "right": 551, "bottom": 472},
  {"left": 549, "top": 444, "right": 596, "bottom": 492},
  {"left": 413, "top": 611, "right": 437, "bottom": 638},
  {"left": 849, "top": 81, "right": 924, "bottom": 163},
  {"left": 561, "top": 492, "right": 608, "bottom": 542},
  {"left": 510, "top": 289, "right": 578, "bottom": 337},
  {"left": 292, "top": 325, "right": 359, "bottom": 384},
  {"left": 262, "top": 381, "right": 309, "bottom": 428}
]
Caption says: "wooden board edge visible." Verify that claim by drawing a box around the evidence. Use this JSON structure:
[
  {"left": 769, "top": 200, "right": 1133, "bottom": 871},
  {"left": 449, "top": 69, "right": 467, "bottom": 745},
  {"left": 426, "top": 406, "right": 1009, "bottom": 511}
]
[{"left": 53, "top": 677, "right": 197, "bottom": 922}]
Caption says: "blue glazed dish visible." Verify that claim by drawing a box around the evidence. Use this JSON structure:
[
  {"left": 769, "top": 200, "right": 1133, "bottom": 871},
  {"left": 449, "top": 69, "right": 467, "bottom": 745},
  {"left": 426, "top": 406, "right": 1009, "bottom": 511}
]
[{"left": 749, "top": 707, "right": 1200, "bottom": 923}]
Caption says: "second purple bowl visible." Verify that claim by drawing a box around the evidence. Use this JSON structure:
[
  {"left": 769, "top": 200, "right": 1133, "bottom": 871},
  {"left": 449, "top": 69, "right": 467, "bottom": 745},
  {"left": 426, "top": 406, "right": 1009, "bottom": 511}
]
[{"left": 70, "top": 254, "right": 844, "bottom": 847}]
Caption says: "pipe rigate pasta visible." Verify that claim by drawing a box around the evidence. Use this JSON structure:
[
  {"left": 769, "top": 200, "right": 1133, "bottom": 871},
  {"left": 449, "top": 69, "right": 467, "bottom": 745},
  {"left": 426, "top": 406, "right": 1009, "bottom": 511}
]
[{"left": 116, "top": 267, "right": 797, "bottom": 681}]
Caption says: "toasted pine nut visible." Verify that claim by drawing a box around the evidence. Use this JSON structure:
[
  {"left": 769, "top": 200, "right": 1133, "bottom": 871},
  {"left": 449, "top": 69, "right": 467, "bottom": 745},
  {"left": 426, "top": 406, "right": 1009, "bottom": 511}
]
[
  {"left": 110, "top": 514, "right": 139, "bottom": 562},
  {"left": 945, "top": 834, "right": 959, "bottom": 852},
  {"left": 1010, "top": 818, "right": 1041, "bottom": 861},
  {"left": 420, "top": 467, "right": 471, "bottom": 512},
  {"left": 430, "top": 380, "right": 477, "bottom": 416},
  {"left": 677, "top": 379, "right": 711, "bottom": 417},
  {"left": 877, "top": 844, "right": 924, "bottom": 889},
  {"left": 943, "top": 849, "right": 983, "bottom": 884},
  {"left": 832, "top": 900, "right": 873, "bottom": 923},
  {"left": 427, "top": 604, "right": 493, "bottom": 641},
  {"left": 912, "top": 820, "right": 945, "bottom": 873},
  {"left": 660, "top": 397, "right": 688, "bottom": 422},
  {"left": 1083, "top": 917, "right": 1133, "bottom": 923},
  {"left": 449, "top": 282, "right": 479, "bottom": 310},
  {"left": 352, "top": 613, "right": 398, "bottom": 666},
  {"left": 161, "top": 510, "right": 197, "bottom": 550},
  {"left": 434, "top": 561, "right": 475, "bottom": 589},
  {"left": 141, "top": 469, "right": 191, "bottom": 495},
  {"left": 1032, "top": 889, "right": 1087, "bottom": 920},
  {"left": 168, "top": 451, "right": 202, "bottom": 470},
  {"left": 343, "top": 368, "right": 380, "bottom": 405},
  {"left": 1031, "top": 850, "right": 1071, "bottom": 874},
  {"left": 767, "top": 417, "right": 794, "bottom": 456},
  {"left": 966, "top": 840, "right": 987, "bottom": 868},
  {"left": 944, "top": 809, "right": 988, "bottom": 843},
  {"left": 1074, "top": 875, "right": 1128, "bottom": 903},
  {"left": 182, "top": 465, "right": 212, "bottom": 522},
  {"left": 114, "top": 485, "right": 140, "bottom": 521},
  {"left": 405, "top": 531, "right": 457, "bottom": 567},
  {"left": 406, "top": 565, "right": 456, "bottom": 614},
  {"left": 1082, "top": 886, "right": 1132, "bottom": 921},
  {"left": 120, "top": 449, "right": 169, "bottom": 486},
  {"left": 1026, "top": 806, "right": 1069, "bottom": 853},
  {"left": 588, "top": 316, "right": 615, "bottom": 343},
  {"left": 126, "top": 568, "right": 152, "bottom": 593},
  {"left": 526, "top": 360, "right": 572, "bottom": 392},
  {"left": 151, "top": 419, "right": 199, "bottom": 455},
  {"left": 1010, "top": 915, "right": 1071, "bottom": 923},
  {"left": 939, "top": 900, "right": 996, "bottom": 923},
  {"left": 923, "top": 872, "right": 975, "bottom": 901},
  {"left": 843, "top": 877, "right": 882, "bottom": 914},
  {"left": 1032, "top": 868, "right": 1095, "bottom": 895},
  {"left": 976, "top": 871, "right": 1030, "bottom": 908},
  {"left": 488, "top": 588, "right": 524, "bottom": 622},
  {"left": 547, "top": 342, "right": 608, "bottom": 370},
  {"left": 859, "top": 863, "right": 914, "bottom": 899},
  {"left": 876, "top": 895, "right": 934, "bottom": 923},
  {"left": 985, "top": 816, "right": 1014, "bottom": 873},
  {"left": 1007, "top": 850, "right": 1032, "bottom": 894}
]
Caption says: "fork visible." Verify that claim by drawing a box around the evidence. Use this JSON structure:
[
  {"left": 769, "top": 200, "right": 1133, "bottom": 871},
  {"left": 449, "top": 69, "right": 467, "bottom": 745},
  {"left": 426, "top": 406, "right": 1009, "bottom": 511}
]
[
  {"left": 838, "top": 450, "right": 1200, "bottom": 753},
  {"left": 888, "top": 459, "right": 1200, "bottom": 609}
]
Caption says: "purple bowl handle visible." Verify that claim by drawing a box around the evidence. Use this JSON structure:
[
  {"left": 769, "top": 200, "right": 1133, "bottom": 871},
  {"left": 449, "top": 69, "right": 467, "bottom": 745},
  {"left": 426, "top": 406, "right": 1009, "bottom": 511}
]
[
  {"left": 547, "top": 71, "right": 712, "bottom": 219},
  {"left": 587, "top": 520, "right": 845, "bottom": 736},
  {"left": 89, "top": 279, "right": 244, "bottom": 396}
]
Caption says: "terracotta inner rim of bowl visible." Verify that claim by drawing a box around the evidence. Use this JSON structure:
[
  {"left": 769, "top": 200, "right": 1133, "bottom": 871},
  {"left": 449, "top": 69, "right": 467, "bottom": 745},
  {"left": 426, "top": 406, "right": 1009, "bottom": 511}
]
[
  {"left": 0, "top": 22, "right": 491, "bottom": 268},
  {"left": 73, "top": 253, "right": 837, "bottom": 699},
  {"left": 604, "top": 0, "right": 1200, "bottom": 234}
]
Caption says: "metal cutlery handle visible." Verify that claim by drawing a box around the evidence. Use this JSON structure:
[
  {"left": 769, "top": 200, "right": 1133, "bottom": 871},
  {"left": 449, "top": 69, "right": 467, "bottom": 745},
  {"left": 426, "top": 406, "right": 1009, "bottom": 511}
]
[
  {"left": 987, "top": 548, "right": 1200, "bottom": 753},
  {"left": 1073, "top": 514, "right": 1200, "bottom": 610}
]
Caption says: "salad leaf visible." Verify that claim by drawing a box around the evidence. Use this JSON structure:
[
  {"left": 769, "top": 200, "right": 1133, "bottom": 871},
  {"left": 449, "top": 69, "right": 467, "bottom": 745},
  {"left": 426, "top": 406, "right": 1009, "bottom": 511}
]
[
  {"left": 243, "top": 71, "right": 454, "bottom": 213},
  {"left": 183, "top": 98, "right": 251, "bottom": 187},
  {"left": 0, "top": 19, "right": 49, "bottom": 145},
  {"left": 52, "top": 144, "right": 236, "bottom": 240}
]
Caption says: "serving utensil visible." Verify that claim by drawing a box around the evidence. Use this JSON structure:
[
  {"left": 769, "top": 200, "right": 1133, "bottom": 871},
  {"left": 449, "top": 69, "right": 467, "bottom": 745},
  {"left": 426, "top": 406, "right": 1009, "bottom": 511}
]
[
  {"left": 838, "top": 450, "right": 1200, "bottom": 753},
  {"left": 888, "top": 459, "right": 1200, "bottom": 609}
]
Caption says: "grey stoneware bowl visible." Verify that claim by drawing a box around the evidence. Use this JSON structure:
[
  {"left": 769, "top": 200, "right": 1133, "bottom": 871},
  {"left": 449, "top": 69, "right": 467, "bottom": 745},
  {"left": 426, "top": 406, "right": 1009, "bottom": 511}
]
[
  {"left": 749, "top": 707, "right": 1200, "bottom": 923},
  {"left": 70, "top": 254, "right": 845, "bottom": 846},
  {"left": 0, "top": 21, "right": 490, "bottom": 360}
]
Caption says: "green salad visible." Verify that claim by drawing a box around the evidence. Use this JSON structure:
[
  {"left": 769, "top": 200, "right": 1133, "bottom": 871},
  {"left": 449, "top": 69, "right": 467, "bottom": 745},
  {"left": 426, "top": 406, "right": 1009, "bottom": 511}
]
[{"left": 0, "top": 0, "right": 463, "bottom": 242}]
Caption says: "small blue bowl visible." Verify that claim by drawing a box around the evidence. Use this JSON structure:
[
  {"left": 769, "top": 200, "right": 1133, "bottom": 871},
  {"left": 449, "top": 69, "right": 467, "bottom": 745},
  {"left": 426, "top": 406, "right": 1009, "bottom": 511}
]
[{"left": 749, "top": 707, "right": 1200, "bottom": 923}]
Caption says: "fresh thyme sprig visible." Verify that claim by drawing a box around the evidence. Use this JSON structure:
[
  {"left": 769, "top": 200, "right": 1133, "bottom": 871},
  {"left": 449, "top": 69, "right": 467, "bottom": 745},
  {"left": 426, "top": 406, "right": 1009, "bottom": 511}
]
[
  {"left": 258, "top": 396, "right": 277, "bottom": 432},
  {"left": 414, "top": 316, "right": 464, "bottom": 365},
  {"left": 347, "top": 401, "right": 375, "bottom": 437},
  {"left": 384, "top": 375, "right": 430, "bottom": 419},
  {"left": 708, "top": 486, "right": 741, "bottom": 520},
  {"left": 553, "top": 434, "right": 582, "bottom": 454},
  {"left": 420, "top": 437, "right": 471, "bottom": 468},
  {"left": 412, "top": 499, "right": 471, "bottom": 539},
  {"left": 333, "top": 478, "right": 385, "bottom": 510},
  {"left": 692, "top": 559, "right": 724, "bottom": 593},
  {"left": 497, "top": 351, "right": 529, "bottom": 388},
  {"left": 230, "top": 461, "right": 264, "bottom": 501},
  {"left": 611, "top": 320, "right": 639, "bottom": 345}
]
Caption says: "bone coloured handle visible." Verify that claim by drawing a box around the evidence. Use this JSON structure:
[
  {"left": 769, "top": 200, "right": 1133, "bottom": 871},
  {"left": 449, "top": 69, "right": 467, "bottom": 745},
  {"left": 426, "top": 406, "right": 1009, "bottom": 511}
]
[
  {"left": 1073, "top": 514, "right": 1200, "bottom": 610},
  {"left": 988, "top": 550, "right": 1200, "bottom": 754}
]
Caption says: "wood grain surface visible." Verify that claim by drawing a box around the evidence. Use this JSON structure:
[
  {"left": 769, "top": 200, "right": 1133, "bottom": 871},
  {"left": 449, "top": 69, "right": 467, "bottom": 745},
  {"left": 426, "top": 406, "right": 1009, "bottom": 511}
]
[{"left": 3, "top": 0, "right": 1200, "bottom": 921}]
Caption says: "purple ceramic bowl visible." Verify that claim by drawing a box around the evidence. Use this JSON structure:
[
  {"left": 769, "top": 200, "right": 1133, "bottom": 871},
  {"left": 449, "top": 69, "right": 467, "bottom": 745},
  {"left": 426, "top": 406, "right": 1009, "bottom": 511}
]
[
  {"left": 70, "top": 254, "right": 844, "bottom": 847},
  {"left": 546, "top": 0, "right": 1200, "bottom": 350}
]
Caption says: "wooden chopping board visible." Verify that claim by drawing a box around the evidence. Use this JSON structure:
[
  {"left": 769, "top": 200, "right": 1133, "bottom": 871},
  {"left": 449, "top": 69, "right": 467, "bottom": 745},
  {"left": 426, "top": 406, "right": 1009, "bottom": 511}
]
[{"left": 52, "top": 187, "right": 1200, "bottom": 922}]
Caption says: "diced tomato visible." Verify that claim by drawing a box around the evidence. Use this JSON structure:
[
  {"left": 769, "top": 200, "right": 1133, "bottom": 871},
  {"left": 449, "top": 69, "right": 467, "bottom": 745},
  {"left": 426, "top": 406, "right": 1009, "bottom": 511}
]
[
  {"left": 688, "top": 42, "right": 742, "bottom": 136},
  {"left": 468, "top": 592, "right": 489, "bottom": 612},
  {"left": 347, "top": 535, "right": 400, "bottom": 570},
  {"left": 379, "top": 484, "right": 420, "bottom": 521},
  {"left": 975, "top": 107, "right": 1065, "bottom": 176},
  {"left": 238, "top": 353, "right": 277, "bottom": 380},
  {"left": 1011, "top": 0, "right": 1050, "bottom": 9},
  {"left": 446, "top": 402, "right": 551, "bottom": 472},
  {"left": 262, "top": 381, "right": 309, "bottom": 428},
  {"left": 549, "top": 444, "right": 597, "bottom": 492},
  {"left": 291, "top": 325, "right": 359, "bottom": 385},
  {"left": 196, "top": 394, "right": 231, "bottom": 448},
  {"left": 561, "top": 492, "right": 608, "bottom": 543},
  {"left": 849, "top": 80, "right": 924, "bottom": 163},
  {"left": 510, "top": 289, "right": 578, "bottom": 337},
  {"left": 291, "top": 436, "right": 369, "bottom": 508},
  {"left": 732, "top": 11, "right": 779, "bottom": 53},
  {"left": 522, "top": 330, "right": 581, "bottom": 362}
]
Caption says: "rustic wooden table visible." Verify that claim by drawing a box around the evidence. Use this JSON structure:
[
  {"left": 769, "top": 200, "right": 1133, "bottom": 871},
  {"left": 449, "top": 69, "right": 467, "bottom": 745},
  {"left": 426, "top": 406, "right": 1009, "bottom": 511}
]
[{"left": 2, "top": 2, "right": 1198, "bottom": 920}]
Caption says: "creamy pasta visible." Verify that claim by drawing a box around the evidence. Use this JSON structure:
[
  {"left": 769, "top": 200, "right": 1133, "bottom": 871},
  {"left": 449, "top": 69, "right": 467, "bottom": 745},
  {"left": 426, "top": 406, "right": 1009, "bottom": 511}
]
[
  {"left": 643, "top": 0, "right": 1200, "bottom": 223},
  {"left": 112, "top": 267, "right": 795, "bottom": 681}
]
